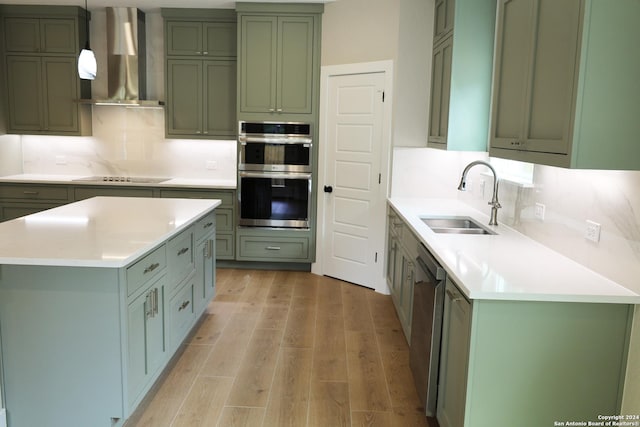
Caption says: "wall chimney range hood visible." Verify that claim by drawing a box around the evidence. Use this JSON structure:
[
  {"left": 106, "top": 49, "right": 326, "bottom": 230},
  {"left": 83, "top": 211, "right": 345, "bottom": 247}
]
[{"left": 86, "top": 7, "right": 163, "bottom": 107}]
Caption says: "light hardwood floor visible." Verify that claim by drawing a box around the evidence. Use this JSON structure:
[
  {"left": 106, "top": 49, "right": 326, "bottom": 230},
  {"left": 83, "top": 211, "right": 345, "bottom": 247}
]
[{"left": 126, "top": 269, "right": 437, "bottom": 427}]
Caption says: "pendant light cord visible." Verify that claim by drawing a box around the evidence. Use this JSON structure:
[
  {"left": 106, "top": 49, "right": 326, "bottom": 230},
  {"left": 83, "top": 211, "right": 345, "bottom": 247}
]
[{"left": 84, "top": 0, "right": 90, "bottom": 50}]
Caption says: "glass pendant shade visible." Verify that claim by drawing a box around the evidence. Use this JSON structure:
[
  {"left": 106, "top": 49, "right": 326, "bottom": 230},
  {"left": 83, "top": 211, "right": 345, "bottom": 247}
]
[{"left": 78, "top": 48, "right": 97, "bottom": 80}]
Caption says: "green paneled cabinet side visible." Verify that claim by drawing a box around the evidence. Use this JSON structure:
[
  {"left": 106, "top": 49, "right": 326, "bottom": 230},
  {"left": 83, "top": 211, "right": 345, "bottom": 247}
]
[
  {"left": 489, "top": 0, "right": 640, "bottom": 170},
  {"left": 427, "top": 0, "right": 496, "bottom": 151},
  {"left": 236, "top": 2, "right": 322, "bottom": 122},
  {"left": 0, "top": 5, "right": 92, "bottom": 136},
  {"left": 385, "top": 205, "right": 418, "bottom": 342},
  {"left": 437, "top": 277, "right": 632, "bottom": 427},
  {"left": 162, "top": 8, "right": 237, "bottom": 139}
]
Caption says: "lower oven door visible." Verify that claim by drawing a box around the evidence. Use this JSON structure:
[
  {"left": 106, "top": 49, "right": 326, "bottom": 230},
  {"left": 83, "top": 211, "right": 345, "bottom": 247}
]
[{"left": 239, "top": 171, "right": 312, "bottom": 228}]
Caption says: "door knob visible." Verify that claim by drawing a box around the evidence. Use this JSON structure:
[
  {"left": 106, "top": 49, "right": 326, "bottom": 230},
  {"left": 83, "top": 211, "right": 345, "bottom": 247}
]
[{"left": 324, "top": 185, "right": 333, "bottom": 193}]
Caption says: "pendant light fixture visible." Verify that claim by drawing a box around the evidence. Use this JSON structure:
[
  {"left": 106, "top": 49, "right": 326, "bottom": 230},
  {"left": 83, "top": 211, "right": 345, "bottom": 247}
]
[{"left": 77, "top": 0, "right": 96, "bottom": 80}]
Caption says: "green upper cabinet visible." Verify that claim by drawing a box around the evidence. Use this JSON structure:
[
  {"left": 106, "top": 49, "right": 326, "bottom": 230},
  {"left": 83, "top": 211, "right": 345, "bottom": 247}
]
[
  {"left": 489, "top": 0, "right": 640, "bottom": 170},
  {"left": 427, "top": 0, "right": 496, "bottom": 151},
  {"left": 237, "top": 3, "right": 323, "bottom": 122},
  {"left": 162, "top": 9, "right": 237, "bottom": 140},
  {"left": 4, "top": 17, "right": 77, "bottom": 54},
  {"left": 166, "top": 59, "right": 236, "bottom": 138},
  {"left": 166, "top": 21, "right": 236, "bottom": 59},
  {"left": 433, "top": 0, "right": 455, "bottom": 44},
  {"left": 0, "top": 6, "right": 92, "bottom": 136}
]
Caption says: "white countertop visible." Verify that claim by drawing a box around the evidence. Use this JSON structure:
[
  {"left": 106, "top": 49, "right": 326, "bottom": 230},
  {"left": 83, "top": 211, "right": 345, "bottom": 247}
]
[
  {"left": 389, "top": 197, "right": 640, "bottom": 304},
  {"left": 0, "top": 196, "right": 221, "bottom": 268},
  {"left": 0, "top": 174, "right": 237, "bottom": 189}
]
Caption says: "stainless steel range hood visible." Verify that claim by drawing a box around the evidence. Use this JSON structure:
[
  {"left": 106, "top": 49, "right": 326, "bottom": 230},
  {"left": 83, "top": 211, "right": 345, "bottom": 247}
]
[{"left": 88, "top": 7, "right": 163, "bottom": 107}]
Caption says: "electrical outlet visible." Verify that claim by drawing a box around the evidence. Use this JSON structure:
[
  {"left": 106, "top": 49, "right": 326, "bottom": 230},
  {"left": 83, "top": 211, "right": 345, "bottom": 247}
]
[
  {"left": 479, "top": 179, "right": 486, "bottom": 198},
  {"left": 205, "top": 160, "right": 217, "bottom": 170},
  {"left": 585, "top": 220, "right": 601, "bottom": 243},
  {"left": 534, "top": 203, "right": 545, "bottom": 221}
]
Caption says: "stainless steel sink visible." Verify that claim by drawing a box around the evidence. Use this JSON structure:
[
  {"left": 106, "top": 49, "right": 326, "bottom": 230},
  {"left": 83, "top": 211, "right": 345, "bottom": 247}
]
[{"left": 421, "top": 216, "right": 497, "bottom": 235}]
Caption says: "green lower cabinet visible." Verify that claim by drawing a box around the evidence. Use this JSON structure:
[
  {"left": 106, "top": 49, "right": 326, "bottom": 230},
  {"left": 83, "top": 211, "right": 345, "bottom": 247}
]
[
  {"left": 194, "top": 234, "right": 216, "bottom": 316},
  {"left": 167, "top": 277, "right": 196, "bottom": 353},
  {"left": 236, "top": 229, "right": 311, "bottom": 262},
  {"left": 437, "top": 277, "right": 633, "bottom": 427}
]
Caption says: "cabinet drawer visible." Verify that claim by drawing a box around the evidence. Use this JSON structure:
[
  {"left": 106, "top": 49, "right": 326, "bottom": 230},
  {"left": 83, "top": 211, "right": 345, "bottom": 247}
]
[
  {"left": 216, "top": 233, "right": 234, "bottom": 259},
  {"left": 194, "top": 211, "right": 216, "bottom": 241},
  {"left": 0, "top": 185, "right": 69, "bottom": 201},
  {"left": 167, "top": 227, "right": 195, "bottom": 287},
  {"left": 74, "top": 186, "right": 154, "bottom": 201},
  {"left": 169, "top": 280, "right": 195, "bottom": 350},
  {"left": 239, "top": 235, "right": 308, "bottom": 260},
  {"left": 127, "top": 246, "right": 167, "bottom": 296},
  {"left": 160, "top": 189, "right": 234, "bottom": 207}
]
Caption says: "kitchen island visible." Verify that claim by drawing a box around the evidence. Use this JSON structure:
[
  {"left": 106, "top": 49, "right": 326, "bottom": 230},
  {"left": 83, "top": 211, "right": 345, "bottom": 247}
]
[
  {"left": 388, "top": 198, "right": 639, "bottom": 427},
  {"left": 0, "top": 196, "right": 220, "bottom": 427}
]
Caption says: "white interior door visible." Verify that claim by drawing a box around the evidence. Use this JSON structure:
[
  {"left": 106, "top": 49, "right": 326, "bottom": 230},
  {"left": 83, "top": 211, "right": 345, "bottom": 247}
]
[{"left": 321, "top": 71, "right": 386, "bottom": 289}]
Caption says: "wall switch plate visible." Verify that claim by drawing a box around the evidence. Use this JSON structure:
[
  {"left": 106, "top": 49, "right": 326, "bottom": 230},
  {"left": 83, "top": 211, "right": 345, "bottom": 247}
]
[
  {"left": 585, "top": 220, "right": 601, "bottom": 243},
  {"left": 205, "top": 160, "right": 217, "bottom": 170},
  {"left": 534, "top": 203, "right": 545, "bottom": 221}
]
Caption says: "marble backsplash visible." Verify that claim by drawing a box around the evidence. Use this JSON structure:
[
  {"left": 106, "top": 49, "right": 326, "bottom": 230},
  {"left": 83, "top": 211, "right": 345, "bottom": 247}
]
[{"left": 16, "top": 107, "right": 237, "bottom": 181}]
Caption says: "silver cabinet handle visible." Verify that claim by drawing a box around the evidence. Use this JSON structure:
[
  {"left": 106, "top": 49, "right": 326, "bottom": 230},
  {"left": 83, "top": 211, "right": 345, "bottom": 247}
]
[
  {"left": 177, "top": 247, "right": 189, "bottom": 256},
  {"left": 178, "top": 300, "right": 190, "bottom": 311},
  {"left": 145, "top": 292, "right": 153, "bottom": 318},
  {"left": 266, "top": 246, "right": 281, "bottom": 251},
  {"left": 144, "top": 262, "right": 160, "bottom": 275},
  {"left": 446, "top": 289, "right": 463, "bottom": 302},
  {"left": 23, "top": 191, "right": 39, "bottom": 195},
  {"left": 203, "top": 51, "right": 208, "bottom": 55},
  {"left": 203, "top": 222, "right": 214, "bottom": 229}
]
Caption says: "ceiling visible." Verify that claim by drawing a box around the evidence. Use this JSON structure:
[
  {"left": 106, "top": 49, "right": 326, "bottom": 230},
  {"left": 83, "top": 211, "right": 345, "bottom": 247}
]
[{"left": 1, "top": 0, "right": 334, "bottom": 12}]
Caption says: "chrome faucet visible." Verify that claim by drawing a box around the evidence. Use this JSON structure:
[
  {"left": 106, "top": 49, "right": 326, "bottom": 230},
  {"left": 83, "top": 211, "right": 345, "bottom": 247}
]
[{"left": 458, "top": 160, "right": 501, "bottom": 226}]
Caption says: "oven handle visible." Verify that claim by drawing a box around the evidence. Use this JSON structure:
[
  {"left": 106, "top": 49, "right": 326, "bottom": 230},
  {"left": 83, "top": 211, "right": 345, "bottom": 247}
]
[
  {"left": 239, "top": 135, "right": 312, "bottom": 145},
  {"left": 239, "top": 171, "right": 313, "bottom": 180}
]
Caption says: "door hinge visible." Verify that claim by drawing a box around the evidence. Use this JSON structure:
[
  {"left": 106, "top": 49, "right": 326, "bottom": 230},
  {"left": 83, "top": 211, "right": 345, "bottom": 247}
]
[
  {"left": 382, "top": 91, "right": 385, "bottom": 102},
  {"left": 375, "top": 252, "right": 378, "bottom": 263},
  {"left": 378, "top": 173, "right": 381, "bottom": 184}
]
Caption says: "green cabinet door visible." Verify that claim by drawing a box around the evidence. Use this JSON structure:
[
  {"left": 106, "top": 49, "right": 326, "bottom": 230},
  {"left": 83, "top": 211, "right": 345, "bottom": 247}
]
[
  {"left": 239, "top": 15, "right": 278, "bottom": 113},
  {"left": 43, "top": 56, "right": 79, "bottom": 132},
  {"left": 7, "top": 56, "right": 80, "bottom": 132},
  {"left": 239, "top": 14, "right": 315, "bottom": 115},
  {"left": 433, "top": 0, "right": 455, "bottom": 43},
  {"left": 490, "top": 0, "right": 581, "bottom": 155},
  {"left": 167, "top": 59, "right": 236, "bottom": 137},
  {"left": 204, "top": 22, "right": 237, "bottom": 58},
  {"left": 166, "top": 59, "right": 203, "bottom": 135},
  {"left": 277, "top": 15, "right": 314, "bottom": 114},
  {"left": 4, "top": 17, "right": 76, "bottom": 53},
  {"left": 194, "top": 237, "right": 215, "bottom": 316},
  {"left": 6, "top": 56, "right": 43, "bottom": 131},
  {"left": 428, "top": 36, "right": 453, "bottom": 148},
  {"left": 127, "top": 277, "right": 166, "bottom": 407},
  {"left": 437, "top": 279, "right": 472, "bottom": 427},
  {"left": 204, "top": 60, "right": 237, "bottom": 137},
  {"left": 166, "top": 21, "right": 203, "bottom": 56}
]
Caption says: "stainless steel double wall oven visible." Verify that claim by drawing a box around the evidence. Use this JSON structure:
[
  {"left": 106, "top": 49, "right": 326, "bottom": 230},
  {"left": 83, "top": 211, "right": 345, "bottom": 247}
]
[{"left": 238, "top": 121, "right": 312, "bottom": 228}]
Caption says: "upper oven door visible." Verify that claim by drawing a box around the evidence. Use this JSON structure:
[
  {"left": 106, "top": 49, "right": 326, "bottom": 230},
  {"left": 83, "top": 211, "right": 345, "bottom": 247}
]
[
  {"left": 239, "top": 137, "right": 312, "bottom": 172},
  {"left": 238, "top": 121, "right": 313, "bottom": 172}
]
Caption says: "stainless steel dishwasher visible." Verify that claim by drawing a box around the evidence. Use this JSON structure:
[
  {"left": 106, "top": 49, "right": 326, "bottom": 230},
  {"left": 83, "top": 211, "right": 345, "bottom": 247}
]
[{"left": 410, "top": 242, "right": 446, "bottom": 416}]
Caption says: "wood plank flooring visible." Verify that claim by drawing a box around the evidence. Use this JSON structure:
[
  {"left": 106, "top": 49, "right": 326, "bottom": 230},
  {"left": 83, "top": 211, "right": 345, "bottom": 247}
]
[{"left": 126, "top": 269, "right": 436, "bottom": 427}]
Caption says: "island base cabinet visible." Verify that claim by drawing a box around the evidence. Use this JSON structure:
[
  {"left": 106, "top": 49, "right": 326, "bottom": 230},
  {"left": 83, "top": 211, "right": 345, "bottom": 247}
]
[
  {"left": 0, "top": 266, "right": 125, "bottom": 427},
  {"left": 437, "top": 278, "right": 633, "bottom": 427}
]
